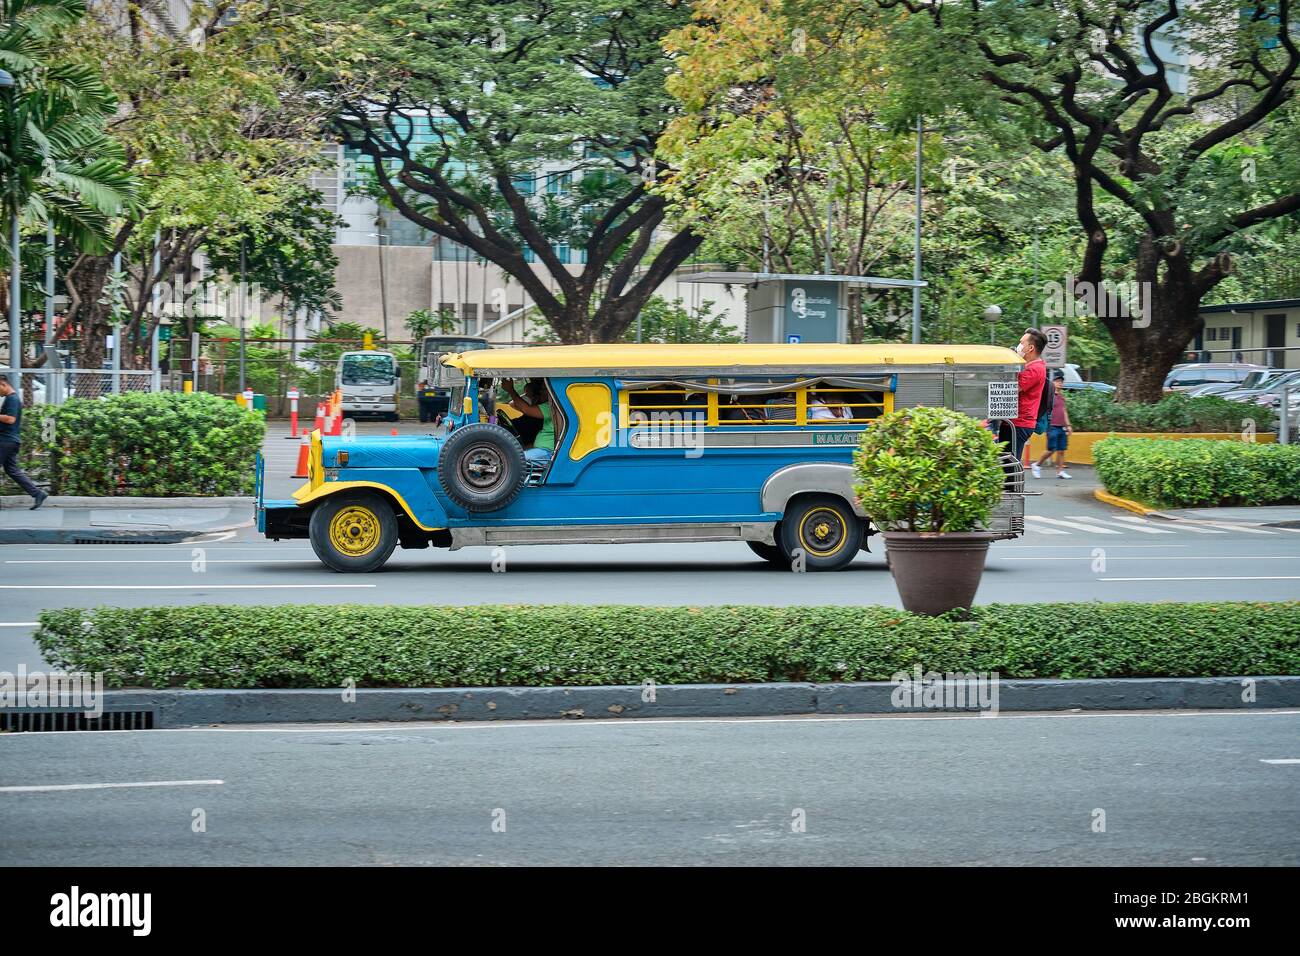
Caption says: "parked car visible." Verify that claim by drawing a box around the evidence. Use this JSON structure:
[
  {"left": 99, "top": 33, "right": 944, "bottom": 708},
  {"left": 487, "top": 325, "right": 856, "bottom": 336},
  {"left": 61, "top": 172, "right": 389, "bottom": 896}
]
[
  {"left": 1057, "top": 364, "right": 1116, "bottom": 394},
  {"left": 1163, "top": 363, "right": 1269, "bottom": 392},
  {"left": 1226, "top": 369, "right": 1300, "bottom": 406},
  {"left": 1184, "top": 368, "right": 1285, "bottom": 397}
]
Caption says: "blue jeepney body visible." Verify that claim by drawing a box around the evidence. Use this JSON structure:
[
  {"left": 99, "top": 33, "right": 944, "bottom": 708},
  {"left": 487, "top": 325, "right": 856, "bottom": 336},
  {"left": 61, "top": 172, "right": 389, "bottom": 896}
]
[{"left": 258, "top": 343, "right": 1026, "bottom": 551}]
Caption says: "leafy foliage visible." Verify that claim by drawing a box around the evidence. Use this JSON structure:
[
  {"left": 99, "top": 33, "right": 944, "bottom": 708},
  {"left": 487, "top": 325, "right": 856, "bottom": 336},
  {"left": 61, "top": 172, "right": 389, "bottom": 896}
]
[
  {"left": 33, "top": 602, "right": 1300, "bottom": 688},
  {"left": 323, "top": 0, "right": 703, "bottom": 342},
  {"left": 1066, "top": 391, "right": 1275, "bottom": 434},
  {"left": 853, "top": 406, "right": 1004, "bottom": 532},
  {"left": 0, "top": 0, "right": 134, "bottom": 304},
  {"left": 1094, "top": 437, "right": 1300, "bottom": 508},
  {"left": 203, "top": 185, "right": 344, "bottom": 316},
  {"left": 620, "top": 296, "right": 740, "bottom": 343},
  {"left": 2, "top": 392, "right": 265, "bottom": 496}
]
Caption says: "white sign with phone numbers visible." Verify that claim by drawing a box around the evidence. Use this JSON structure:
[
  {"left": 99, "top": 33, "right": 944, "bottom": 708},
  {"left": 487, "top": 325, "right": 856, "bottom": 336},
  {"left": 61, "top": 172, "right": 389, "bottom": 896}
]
[{"left": 987, "top": 381, "right": 1019, "bottom": 420}]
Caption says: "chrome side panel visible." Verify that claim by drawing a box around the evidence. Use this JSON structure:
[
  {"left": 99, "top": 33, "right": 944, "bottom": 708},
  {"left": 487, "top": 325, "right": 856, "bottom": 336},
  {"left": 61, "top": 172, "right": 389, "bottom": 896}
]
[
  {"left": 448, "top": 521, "right": 778, "bottom": 550},
  {"left": 760, "top": 462, "right": 869, "bottom": 518}
]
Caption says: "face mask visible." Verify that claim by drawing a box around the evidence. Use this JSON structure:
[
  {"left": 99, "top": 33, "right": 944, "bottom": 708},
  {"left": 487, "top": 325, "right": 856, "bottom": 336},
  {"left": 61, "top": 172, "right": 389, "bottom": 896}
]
[{"left": 1013, "top": 343, "right": 1025, "bottom": 357}]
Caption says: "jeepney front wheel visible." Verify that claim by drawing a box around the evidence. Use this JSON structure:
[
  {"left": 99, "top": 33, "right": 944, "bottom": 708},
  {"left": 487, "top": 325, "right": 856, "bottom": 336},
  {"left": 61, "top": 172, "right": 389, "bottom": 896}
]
[
  {"left": 779, "top": 495, "right": 864, "bottom": 572},
  {"left": 309, "top": 492, "right": 399, "bottom": 573}
]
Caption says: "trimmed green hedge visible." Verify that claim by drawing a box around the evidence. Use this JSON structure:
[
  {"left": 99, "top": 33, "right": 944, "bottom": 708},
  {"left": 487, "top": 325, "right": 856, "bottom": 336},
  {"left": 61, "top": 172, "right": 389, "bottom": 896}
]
[
  {"left": 34, "top": 602, "right": 1300, "bottom": 689},
  {"left": 1066, "top": 390, "right": 1275, "bottom": 433},
  {"left": 0, "top": 392, "right": 264, "bottom": 497},
  {"left": 1094, "top": 437, "right": 1300, "bottom": 508}
]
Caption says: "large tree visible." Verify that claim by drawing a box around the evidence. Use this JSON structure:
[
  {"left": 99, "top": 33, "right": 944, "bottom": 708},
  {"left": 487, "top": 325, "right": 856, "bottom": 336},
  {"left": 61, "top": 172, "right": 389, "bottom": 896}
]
[
  {"left": 860, "top": 0, "right": 1300, "bottom": 401},
  {"left": 326, "top": 0, "right": 704, "bottom": 343},
  {"left": 58, "top": 0, "right": 348, "bottom": 370},
  {"left": 659, "top": 0, "right": 920, "bottom": 342}
]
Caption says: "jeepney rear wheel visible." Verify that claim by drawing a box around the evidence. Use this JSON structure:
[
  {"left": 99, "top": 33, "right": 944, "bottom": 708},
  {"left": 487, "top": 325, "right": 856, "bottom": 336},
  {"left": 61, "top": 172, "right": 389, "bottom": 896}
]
[
  {"left": 309, "top": 492, "right": 399, "bottom": 573},
  {"left": 779, "top": 495, "right": 864, "bottom": 572}
]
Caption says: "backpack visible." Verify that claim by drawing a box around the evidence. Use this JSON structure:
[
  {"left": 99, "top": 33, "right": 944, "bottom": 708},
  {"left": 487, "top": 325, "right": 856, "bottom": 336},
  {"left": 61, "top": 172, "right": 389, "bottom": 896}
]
[{"left": 1034, "top": 371, "right": 1055, "bottom": 435}]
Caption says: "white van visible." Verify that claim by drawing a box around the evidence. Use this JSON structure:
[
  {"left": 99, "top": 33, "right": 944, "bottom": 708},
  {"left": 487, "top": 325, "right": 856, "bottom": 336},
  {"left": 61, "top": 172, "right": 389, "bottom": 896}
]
[{"left": 336, "top": 350, "right": 400, "bottom": 420}]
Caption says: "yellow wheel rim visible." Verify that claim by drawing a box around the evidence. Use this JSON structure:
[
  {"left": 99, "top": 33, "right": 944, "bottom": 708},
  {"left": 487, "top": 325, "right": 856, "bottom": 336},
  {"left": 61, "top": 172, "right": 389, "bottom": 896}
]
[
  {"left": 799, "top": 508, "right": 848, "bottom": 557},
  {"left": 329, "top": 505, "right": 381, "bottom": 557}
]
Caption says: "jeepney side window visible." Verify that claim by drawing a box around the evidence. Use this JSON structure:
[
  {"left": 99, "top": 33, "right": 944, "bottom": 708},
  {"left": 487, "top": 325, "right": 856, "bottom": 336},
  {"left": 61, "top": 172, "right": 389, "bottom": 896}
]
[
  {"left": 801, "top": 386, "right": 889, "bottom": 423},
  {"left": 625, "top": 385, "right": 708, "bottom": 428}
]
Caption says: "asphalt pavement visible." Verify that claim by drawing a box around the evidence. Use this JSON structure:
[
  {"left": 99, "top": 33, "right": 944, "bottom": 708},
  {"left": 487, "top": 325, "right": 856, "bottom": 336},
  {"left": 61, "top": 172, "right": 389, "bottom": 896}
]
[{"left": 1, "top": 709, "right": 1295, "bottom": 865}]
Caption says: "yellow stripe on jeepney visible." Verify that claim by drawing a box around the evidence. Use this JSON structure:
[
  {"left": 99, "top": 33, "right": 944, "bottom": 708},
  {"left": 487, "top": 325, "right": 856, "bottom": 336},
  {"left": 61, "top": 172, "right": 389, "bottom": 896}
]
[{"left": 442, "top": 343, "right": 1021, "bottom": 375}]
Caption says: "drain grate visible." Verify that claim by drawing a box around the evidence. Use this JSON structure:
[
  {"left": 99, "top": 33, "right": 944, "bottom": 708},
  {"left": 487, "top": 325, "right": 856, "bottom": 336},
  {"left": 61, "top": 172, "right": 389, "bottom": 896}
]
[{"left": 1, "top": 710, "right": 155, "bottom": 732}]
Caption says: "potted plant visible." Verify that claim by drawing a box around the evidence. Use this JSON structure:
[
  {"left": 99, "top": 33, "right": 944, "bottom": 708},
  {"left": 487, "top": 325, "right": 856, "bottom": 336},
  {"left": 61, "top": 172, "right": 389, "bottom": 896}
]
[{"left": 854, "top": 406, "right": 1006, "bottom": 615}]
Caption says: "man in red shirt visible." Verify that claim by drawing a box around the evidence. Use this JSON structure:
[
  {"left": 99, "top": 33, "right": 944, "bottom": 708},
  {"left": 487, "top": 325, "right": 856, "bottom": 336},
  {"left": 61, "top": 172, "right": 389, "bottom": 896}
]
[{"left": 998, "top": 328, "right": 1047, "bottom": 463}]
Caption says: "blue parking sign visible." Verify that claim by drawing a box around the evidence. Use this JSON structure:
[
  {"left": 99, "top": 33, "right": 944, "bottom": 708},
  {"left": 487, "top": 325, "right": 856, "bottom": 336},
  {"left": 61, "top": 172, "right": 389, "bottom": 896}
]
[{"left": 786, "top": 334, "right": 802, "bottom": 343}]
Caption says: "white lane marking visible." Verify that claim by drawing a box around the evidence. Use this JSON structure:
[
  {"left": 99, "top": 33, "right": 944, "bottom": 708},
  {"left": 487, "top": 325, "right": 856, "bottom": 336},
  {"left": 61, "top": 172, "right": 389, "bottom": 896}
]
[
  {"left": 0, "top": 779, "right": 224, "bottom": 793},
  {"left": 1024, "top": 524, "right": 1070, "bottom": 535},
  {"left": 7, "top": 559, "right": 318, "bottom": 565},
  {"left": 1107, "top": 515, "right": 1224, "bottom": 534},
  {"left": 1260, "top": 759, "right": 1300, "bottom": 764},
  {"left": 1068, "top": 515, "right": 1176, "bottom": 534},
  {"left": 0, "top": 709, "right": 1295, "bottom": 738},
  {"left": 995, "top": 555, "right": 1300, "bottom": 561},
  {"left": 0, "top": 584, "right": 374, "bottom": 590},
  {"left": 1102, "top": 575, "right": 1300, "bottom": 582},
  {"left": 992, "top": 544, "right": 1191, "bottom": 549},
  {"left": 1026, "top": 516, "right": 1122, "bottom": 534},
  {"left": 1176, "top": 521, "right": 1277, "bottom": 535},
  {"left": 18, "top": 546, "right": 314, "bottom": 552},
  {"left": 0, "top": 622, "right": 38, "bottom": 626}
]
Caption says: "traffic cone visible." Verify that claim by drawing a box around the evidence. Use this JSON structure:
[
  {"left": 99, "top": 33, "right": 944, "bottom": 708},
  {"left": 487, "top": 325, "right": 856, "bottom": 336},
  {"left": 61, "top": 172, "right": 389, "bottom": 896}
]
[
  {"left": 390, "top": 427, "right": 398, "bottom": 436},
  {"left": 323, "top": 410, "right": 335, "bottom": 437},
  {"left": 292, "top": 431, "right": 311, "bottom": 479}
]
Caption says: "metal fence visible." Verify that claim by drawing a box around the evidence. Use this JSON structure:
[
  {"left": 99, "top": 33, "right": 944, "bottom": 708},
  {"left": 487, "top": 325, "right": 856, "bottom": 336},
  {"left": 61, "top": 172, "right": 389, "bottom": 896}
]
[{"left": 3, "top": 368, "right": 159, "bottom": 406}]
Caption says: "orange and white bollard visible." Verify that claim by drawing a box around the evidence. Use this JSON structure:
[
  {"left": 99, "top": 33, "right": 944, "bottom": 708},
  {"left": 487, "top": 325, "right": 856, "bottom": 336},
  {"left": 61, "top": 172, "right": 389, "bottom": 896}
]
[
  {"left": 287, "top": 387, "right": 300, "bottom": 438},
  {"left": 313, "top": 402, "right": 325, "bottom": 433},
  {"left": 292, "top": 431, "right": 311, "bottom": 479}
]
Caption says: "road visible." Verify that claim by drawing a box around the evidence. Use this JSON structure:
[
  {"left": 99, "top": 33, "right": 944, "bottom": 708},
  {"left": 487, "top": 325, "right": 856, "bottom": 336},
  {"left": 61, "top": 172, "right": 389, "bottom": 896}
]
[
  {"left": 1, "top": 709, "right": 1296, "bottom": 865},
  {"left": 2, "top": 421, "right": 1298, "bottom": 670}
]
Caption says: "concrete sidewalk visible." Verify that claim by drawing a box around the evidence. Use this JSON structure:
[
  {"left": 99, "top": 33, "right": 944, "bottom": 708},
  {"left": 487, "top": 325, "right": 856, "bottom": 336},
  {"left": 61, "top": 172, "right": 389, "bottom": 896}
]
[{"left": 0, "top": 497, "right": 253, "bottom": 543}]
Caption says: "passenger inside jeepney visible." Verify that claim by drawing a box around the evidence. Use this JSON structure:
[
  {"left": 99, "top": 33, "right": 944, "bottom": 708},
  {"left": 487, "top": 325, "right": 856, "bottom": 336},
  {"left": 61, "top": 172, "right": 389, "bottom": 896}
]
[
  {"left": 502, "top": 378, "right": 554, "bottom": 461},
  {"left": 808, "top": 391, "right": 849, "bottom": 421}
]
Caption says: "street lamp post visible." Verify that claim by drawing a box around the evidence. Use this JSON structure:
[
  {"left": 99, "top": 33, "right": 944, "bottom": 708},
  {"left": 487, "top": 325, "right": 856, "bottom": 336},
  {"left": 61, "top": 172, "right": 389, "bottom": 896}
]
[
  {"left": 368, "top": 228, "right": 390, "bottom": 343},
  {"left": 983, "top": 304, "right": 1002, "bottom": 345},
  {"left": 912, "top": 115, "right": 923, "bottom": 345}
]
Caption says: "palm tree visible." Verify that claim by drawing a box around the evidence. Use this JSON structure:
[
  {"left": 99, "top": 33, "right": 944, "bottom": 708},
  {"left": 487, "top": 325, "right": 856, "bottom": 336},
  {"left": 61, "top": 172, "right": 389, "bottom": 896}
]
[{"left": 0, "top": 0, "right": 135, "bottom": 367}]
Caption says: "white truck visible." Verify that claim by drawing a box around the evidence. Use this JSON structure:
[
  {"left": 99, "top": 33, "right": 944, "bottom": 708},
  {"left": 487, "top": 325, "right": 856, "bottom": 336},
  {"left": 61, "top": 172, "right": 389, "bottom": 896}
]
[
  {"left": 336, "top": 350, "right": 401, "bottom": 421},
  {"left": 415, "top": 335, "right": 488, "bottom": 422}
]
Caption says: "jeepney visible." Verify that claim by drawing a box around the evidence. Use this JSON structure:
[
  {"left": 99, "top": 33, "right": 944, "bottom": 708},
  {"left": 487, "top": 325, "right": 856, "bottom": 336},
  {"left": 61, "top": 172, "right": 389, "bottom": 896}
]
[{"left": 257, "top": 343, "right": 1027, "bottom": 572}]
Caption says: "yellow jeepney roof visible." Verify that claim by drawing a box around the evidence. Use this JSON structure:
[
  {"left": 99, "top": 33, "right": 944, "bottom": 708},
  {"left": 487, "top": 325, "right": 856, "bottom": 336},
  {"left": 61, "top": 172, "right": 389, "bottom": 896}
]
[{"left": 445, "top": 343, "right": 1021, "bottom": 377}]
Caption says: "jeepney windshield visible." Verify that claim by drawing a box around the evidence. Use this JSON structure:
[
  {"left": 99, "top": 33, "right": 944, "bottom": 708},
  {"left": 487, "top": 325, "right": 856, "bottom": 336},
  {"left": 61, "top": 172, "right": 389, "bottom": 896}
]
[{"left": 341, "top": 353, "right": 396, "bottom": 386}]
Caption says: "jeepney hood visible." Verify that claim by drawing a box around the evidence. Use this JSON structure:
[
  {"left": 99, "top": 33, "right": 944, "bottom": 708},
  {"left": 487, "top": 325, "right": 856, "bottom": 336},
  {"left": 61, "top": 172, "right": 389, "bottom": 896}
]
[{"left": 320, "top": 435, "right": 442, "bottom": 469}]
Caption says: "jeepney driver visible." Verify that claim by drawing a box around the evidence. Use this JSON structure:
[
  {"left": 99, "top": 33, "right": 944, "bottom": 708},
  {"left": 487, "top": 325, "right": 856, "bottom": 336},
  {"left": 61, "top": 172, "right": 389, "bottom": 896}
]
[{"left": 502, "top": 378, "right": 555, "bottom": 462}]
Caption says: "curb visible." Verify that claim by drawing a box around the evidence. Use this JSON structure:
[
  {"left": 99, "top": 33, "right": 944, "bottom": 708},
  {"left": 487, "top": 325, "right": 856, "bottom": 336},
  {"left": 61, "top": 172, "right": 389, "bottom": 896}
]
[
  {"left": 13, "top": 677, "right": 1297, "bottom": 728},
  {"left": 0, "top": 518, "right": 252, "bottom": 544},
  {"left": 0, "top": 496, "right": 254, "bottom": 510},
  {"left": 1092, "top": 489, "right": 1156, "bottom": 516}
]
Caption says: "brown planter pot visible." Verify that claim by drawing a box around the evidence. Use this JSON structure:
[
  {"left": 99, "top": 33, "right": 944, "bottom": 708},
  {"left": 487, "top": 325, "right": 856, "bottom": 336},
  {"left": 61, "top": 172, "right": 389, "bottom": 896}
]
[{"left": 881, "top": 531, "right": 995, "bottom": 616}]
